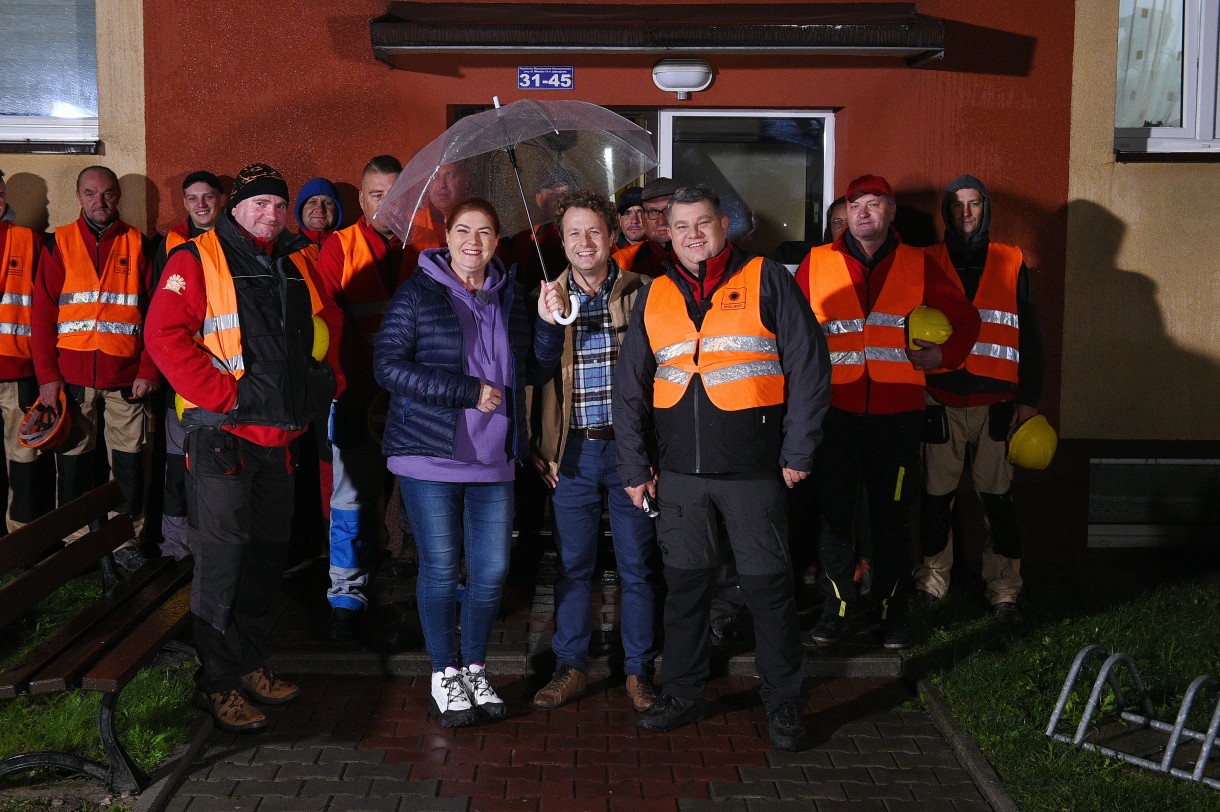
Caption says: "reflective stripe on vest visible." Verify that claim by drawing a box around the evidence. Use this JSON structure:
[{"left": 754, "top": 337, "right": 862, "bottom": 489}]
[
  {"left": 54, "top": 222, "right": 145, "bottom": 356},
  {"left": 804, "top": 244, "right": 925, "bottom": 386},
  {"left": 334, "top": 224, "right": 408, "bottom": 344},
  {"left": 183, "top": 231, "right": 324, "bottom": 410},
  {"left": 0, "top": 225, "right": 37, "bottom": 357},
  {"left": 925, "top": 242, "right": 1021, "bottom": 383},
  {"left": 644, "top": 257, "right": 784, "bottom": 411}
]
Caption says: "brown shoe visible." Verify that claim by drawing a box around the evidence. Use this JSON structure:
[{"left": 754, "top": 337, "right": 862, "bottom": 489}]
[
  {"left": 532, "top": 665, "right": 588, "bottom": 709},
  {"left": 195, "top": 689, "right": 268, "bottom": 733},
  {"left": 626, "top": 674, "right": 659, "bottom": 712},
  {"left": 240, "top": 666, "right": 300, "bottom": 705}
]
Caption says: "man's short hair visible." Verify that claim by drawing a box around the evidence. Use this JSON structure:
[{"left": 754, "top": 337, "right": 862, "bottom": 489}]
[
  {"left": 538, "top": 167, "right": 576, "bottom": 191},
  {"left": 76, "top": 165, "right": 119, "bottom": 190},
  {"left": 555, "top": 189, "right": 615, "bottom": 233},
  {"left": 182, "top": 170, "right": 224, "bottom": 193},
  {"left": 668, "top": 184, "right": 723, "bottom": 219},
  {"left": 363, "top": 155, "right": 402, "bottom": 177}
]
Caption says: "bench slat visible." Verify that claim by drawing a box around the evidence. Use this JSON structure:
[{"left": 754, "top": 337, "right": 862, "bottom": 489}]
[
  {"left": 81, "top": 583, "right": 193, "bottom": 693},
  {"left": 0, "top": 482, "right": 124, "bottom": 577},
  {"left": 25, "top": 560, "right": 194, "bottom": 695},
  {"left": 0, "top": 558, "right": 189, "bottom": 699},
  {"left": 0, "top": 515, "right": 135, "bottom": 630}
]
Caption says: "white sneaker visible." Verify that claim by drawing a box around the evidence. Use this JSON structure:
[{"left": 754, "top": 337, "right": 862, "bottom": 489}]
[
  {"left": 430, "top": 667, "right": 480, "bottom": 727},
  {"left": 461, "top": 663, "right": 508, "bottom": 719}
]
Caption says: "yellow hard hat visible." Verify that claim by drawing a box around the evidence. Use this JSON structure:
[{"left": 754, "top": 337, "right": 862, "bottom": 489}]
[
  {"left": 174, "top": 392, "right": 186, "bottom": 422},
  {"left": 1008, "top": 415, "right": 1057, "bottom": 470},
  {"left": 311, "top": 316, "right": 329, "bottom": 361},
  {"left": 907, "top": 305, "right": 953, "bottom": 350}
]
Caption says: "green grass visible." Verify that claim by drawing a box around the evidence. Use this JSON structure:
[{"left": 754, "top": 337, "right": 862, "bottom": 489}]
[
  {"left": 910, "top": 565, "right": 1220, "bottom": 812},
  {"left": 0, "top": 574, "right": 197, "bottom": 790}
]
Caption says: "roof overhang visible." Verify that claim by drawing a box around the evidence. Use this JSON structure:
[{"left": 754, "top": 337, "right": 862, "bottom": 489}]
[{"left": 371, "top": 3, "right": 946, "bottom": 66}]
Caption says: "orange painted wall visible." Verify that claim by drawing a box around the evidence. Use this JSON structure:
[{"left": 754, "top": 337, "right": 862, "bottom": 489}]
[{"left": 143, "top": 0, "right": 1073, "bottom": 419}]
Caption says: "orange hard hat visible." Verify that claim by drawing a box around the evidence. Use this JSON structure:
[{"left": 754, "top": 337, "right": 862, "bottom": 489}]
[{"left": 18, "top": 389, "right": 72, "bottom": 450}]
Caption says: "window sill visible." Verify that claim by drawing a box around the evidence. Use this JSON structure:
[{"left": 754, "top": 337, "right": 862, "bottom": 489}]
[{"left": 0, "top": 141, "right": 99, "bottom": 155}]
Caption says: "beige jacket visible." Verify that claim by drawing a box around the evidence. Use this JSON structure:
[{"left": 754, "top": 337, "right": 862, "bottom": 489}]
[{"left": 527, "top": 262, "right": 650, "bottom": 477}]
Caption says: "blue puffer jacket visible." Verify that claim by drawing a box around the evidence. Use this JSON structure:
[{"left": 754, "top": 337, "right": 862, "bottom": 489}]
[{"left": 374, "top": 252, "right": 561, "bottom": 461}]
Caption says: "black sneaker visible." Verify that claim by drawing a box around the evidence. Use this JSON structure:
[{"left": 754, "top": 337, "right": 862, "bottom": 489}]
[
  {"left": 112, "top": 546, "right": 150, "bottom": 574},
  {"left": 993, "top": 601, "right": 1022, "bottom": 623},
  {"left": 711, "top": 613, "right": 740, "bottom": 641},
  {"left": 911, "top": 589, "right": 941, "bottom": 608},
  {"left": 636, "top": 694, "right": 705, "bottom": 732},
  {"left": 323, "top": 607, "right": 360, "bottom": 643},
  {"left": 879, "top": 617, "right": 912, "bottom": 650},
  {"left": 766, "top": 702, "right": 810, "bottom": 751},
  {"left": 809, "top": 613, "right": 845, "bottom": 645}
]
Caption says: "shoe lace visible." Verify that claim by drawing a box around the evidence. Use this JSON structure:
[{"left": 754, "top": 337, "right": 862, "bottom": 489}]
[
  {"left": 219, "top": 690, "right": 246, "bottom": 713},
  {"left": 466, "top": 669, "right": 497, "bottom": 700},
  {"left": 442, "top": 673, "right": 469, "bottom": 704}
]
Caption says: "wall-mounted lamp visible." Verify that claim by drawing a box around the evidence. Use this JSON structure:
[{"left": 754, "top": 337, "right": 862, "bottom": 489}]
[{"left": 652, "top": 58, "right": 713, "bottom": 100}]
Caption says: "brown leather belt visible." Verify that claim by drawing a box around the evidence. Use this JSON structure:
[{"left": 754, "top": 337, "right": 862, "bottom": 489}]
[{"left": 573, "top": 426, "right": 614, "bottom": 441}]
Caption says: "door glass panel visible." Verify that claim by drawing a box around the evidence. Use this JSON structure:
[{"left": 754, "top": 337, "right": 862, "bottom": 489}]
[{"left": 661, "top": 111, "right": 833, "bottom": 265}]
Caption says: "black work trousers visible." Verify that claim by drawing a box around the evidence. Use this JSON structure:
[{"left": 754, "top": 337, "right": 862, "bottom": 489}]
[
  {"left": 185, "top": 428, "right": 295, "bottom": 693},
  {"left": 815, "top": 408, "right": 922, "bottom": 621},
  {"left": 655, "top": 471, "right": 805, "bottom": 708}
]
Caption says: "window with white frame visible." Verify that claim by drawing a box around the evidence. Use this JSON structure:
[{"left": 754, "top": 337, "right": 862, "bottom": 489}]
[
  {"left": 0, "top": 0, "right": 99, "bottom": 151},
  {"left": 1115, "top": 0, "right": 1220, "bottom": 153}
]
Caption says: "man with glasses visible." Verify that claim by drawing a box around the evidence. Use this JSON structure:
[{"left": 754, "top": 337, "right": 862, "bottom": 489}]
[{"left": 612, "top": 177, "right": 676, "bottom": 279}]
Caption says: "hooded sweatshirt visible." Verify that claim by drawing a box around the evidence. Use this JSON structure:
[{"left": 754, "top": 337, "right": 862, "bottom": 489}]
[
  {"left": 388, "top": 249, "right": 514, "bottom": 483},
  {"left": 295, "top": 177, "right": 343, "bottom": 247},
  {"left": 926, "top": 174, "right": 1044, "bottom": 408}
]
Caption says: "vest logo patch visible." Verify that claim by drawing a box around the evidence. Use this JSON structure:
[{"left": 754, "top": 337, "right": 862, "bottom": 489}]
[
  {"left": 7, "top": 256, "right": 21, "bottom": 274},
  {"left": 721, "top": 288, "right": 747, "bottom": 311},
  {"left": 163, "top": 273, "right": 186, "bottom": 295},
  {"left": 115, "top": 255, "right": 130, "bottom": 274}
]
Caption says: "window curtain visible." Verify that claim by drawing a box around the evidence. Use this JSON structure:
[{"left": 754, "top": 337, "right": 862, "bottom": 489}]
[{"left": 1117, "top": 0, "right": 1185, "bottom": 128}]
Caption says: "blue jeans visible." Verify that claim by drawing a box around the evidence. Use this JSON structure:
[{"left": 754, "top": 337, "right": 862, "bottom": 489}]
[
  {"left": 551, "top": 436, "right": 659, "bottom": 675},
  {"left": 397, "top": 476, "right": 513, "bottom": 672}
]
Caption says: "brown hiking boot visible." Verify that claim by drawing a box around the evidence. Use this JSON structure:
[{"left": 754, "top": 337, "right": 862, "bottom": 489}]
[
  {"left": 240, "top": 666, "right": 300, "bottom": 705},
  {"left": 626, "top": 674, "right": 659, "bottom": 712},
  {"left": 532, "top": 665, "right": 588, "bottom": 709},
  {"left": 195, "top": 689, "right": 268, "bottom": 733}
]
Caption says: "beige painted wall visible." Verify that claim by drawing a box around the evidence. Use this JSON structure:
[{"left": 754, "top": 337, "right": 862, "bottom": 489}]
[
  {"left": 2, "top": 0, "right": 147, "bottom": 235},
  {"left": 1065, "top": 0, "right": 1220, "bottom": 440}
]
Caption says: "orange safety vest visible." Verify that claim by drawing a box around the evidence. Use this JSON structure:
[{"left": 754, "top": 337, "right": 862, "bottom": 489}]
[
  {"left": 55, "top": 222, "right": 145, "bottom": 357},
  {"left": 333, "top": 224, "right": 411, "bottom": 345},
  {"left": 804, "top": 244, "right": 925, "bottom": 386},
  {"left": 188, "top": 230, "right": 324, "bottom": 393},
  {"left": 644, "top": 257, "right": 784, "bottom": 411},
  {"left": 410, "top": 206, "right": 447, "bottom": 251},
  {"left": 925, "top": 242, "right": 1021, "bottom": 383},
  {"left": 0, "top": 224, "right": 37, "bottom": 358},
  {"left": 612, "top": 240, "right": 645, "bottom": 273},
  {"left": 164, "top": 228, "right": 188, "bottom": 254}
]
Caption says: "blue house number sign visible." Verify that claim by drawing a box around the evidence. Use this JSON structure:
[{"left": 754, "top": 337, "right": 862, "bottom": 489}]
[{"left": 518, "top": 66, "right": 574, "bottom": 90}]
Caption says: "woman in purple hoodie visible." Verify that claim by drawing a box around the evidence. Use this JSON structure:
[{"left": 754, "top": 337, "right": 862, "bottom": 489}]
[{"left": 374, "top": 197, "right": 563, "bottom": 727}]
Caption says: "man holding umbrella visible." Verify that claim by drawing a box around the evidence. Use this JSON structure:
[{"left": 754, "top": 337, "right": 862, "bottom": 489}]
[{"left": 614, "top": 184, "right": 830, "bottom": 751}]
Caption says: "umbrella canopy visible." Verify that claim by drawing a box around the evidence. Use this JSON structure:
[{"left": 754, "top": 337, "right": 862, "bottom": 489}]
[{"left": 376, "top": 99, "right": 657, "bottom": 247}]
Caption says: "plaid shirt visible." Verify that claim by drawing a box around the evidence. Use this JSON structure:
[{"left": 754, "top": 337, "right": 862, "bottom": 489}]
[{"left": 569, "top": 267, "right": 618, "bottom": 429}]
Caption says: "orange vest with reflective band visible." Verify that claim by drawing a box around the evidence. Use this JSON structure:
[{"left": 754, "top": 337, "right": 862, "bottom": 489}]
[
  {"left": 924, "top": 242, "right": 1021, "bottom": 384},
  {"left": 55, "top": 222, "right": 145, "bottom": 357},
  {"left": 804, "top": 244, "right": 925, "bottom": 386},
  {"left": 334, "top": 224, "right": 410, "bottom": 345},
  {"left": 0, "top": 225, "right": 37, "bottom": 358},
  {"left": 184, "top": 231, "right": 324, "bottom": 408},
  {"left": 644, "top": 257, "right": 784, "bottom": 411}
]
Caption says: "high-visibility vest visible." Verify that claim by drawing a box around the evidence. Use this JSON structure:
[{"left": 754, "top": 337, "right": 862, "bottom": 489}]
[
  {"left": 164, "top": 222, "right": 191, "bottom": 254},
  {"left": 612, "top": 241, "right": 645, "bottom": 273},
  {"left": 644, "top": 257, "right": 784, "bottom": 411},
  {"left": 0, "top": 224, "right": 37, "bottom": 358},
  {"left": 925, "top": 242, "right": 1021, "bottom": 383},
  {"left": 54, "top": 222, "right": 145, "bottom": 357},
  {"left": 804, "top": 244, "right": 925, "bottom": 386},
  {"left": 188, "top": 229, "right": 324, "bottom": 389},
  {"left": 333, "top": 224, "right": 411, "bottom": 345}
]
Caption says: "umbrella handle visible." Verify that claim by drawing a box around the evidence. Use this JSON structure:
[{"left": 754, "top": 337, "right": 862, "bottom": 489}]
[{"left": 553, "top": 293, "right": 580, "bottom": 325}]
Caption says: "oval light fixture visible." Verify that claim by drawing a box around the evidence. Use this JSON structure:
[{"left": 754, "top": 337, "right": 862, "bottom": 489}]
[{"left": 652, "top": 58, "right": 714, "bottom": 100}]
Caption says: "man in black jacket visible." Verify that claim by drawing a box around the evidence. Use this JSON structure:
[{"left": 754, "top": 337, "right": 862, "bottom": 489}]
[{"left": 613, "top": 184, "right": 830, "bottom": 751}]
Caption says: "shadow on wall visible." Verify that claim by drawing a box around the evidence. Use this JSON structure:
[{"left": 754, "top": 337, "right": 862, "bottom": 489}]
[
  {"left": 121, "top": 173, "right": 159, "bottom": 236},
  {"left": 1065, "top": 199, "right": 1220, "bottom": 440},
  {"left": 6, "top": 173, "right": 50, "bottom": 235}
]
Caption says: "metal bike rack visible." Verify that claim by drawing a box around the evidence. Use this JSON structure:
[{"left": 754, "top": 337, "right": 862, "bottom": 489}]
[{"left": 1046, "top": 644, "right": 1220, "bottom": 790}]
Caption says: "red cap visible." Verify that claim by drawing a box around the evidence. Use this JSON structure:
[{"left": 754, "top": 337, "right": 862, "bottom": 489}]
[{"left": 845, "top": 174, "right": 894, "bottom": 202}]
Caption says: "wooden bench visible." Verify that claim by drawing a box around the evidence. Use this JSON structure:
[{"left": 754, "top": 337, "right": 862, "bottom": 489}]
[{"left": 0, "top": 480, "right": 194, "bottom": 795}]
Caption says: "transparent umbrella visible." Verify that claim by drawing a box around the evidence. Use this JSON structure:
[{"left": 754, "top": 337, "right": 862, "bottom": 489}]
[{"left": 376, "top": 98, "right": 657, "bottom": 323}]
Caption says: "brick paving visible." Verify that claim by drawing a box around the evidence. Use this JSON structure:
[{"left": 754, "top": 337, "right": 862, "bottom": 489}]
[{"left": 157, "top": 554, "right": 1000, "bottom": 811}]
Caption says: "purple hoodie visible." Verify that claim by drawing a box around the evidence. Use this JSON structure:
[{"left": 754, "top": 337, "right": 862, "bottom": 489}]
[{"left": 388, "top": 249, "right": 515, "bottom": 483}]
